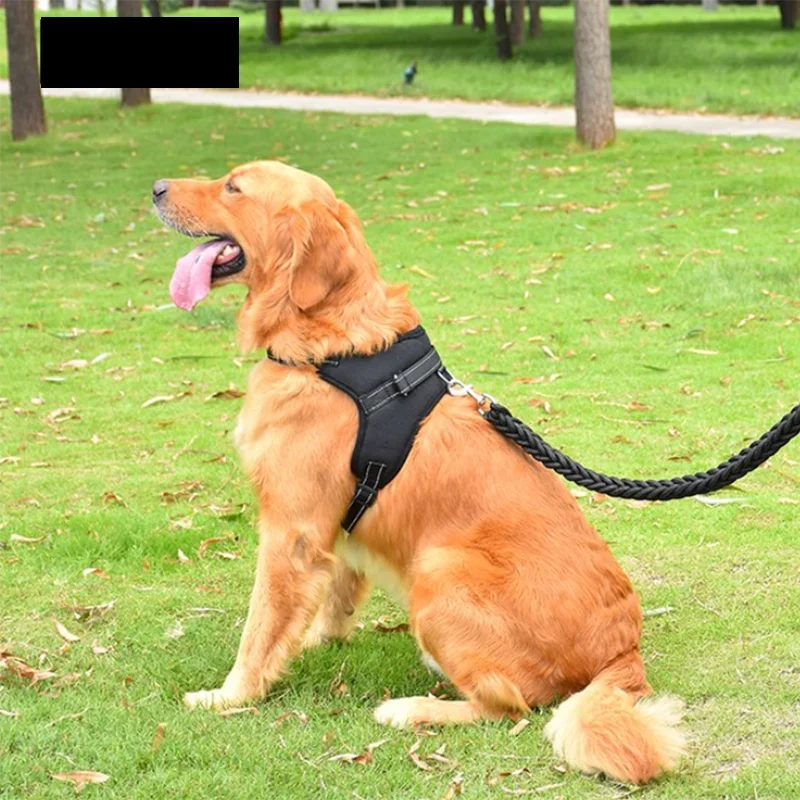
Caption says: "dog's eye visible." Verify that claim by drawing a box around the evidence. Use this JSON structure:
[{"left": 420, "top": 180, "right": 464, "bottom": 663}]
[{"left": 224, "top": 179, "right": 241, "bottom": 195}]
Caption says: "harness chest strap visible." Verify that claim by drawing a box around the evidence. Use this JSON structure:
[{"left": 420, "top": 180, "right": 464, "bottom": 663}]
[
  {"left": 265, "top": 326, "right": 449, "bottom": 533},
  {"left": 316, "top": 326, "right": 448, "bottom": 532}
]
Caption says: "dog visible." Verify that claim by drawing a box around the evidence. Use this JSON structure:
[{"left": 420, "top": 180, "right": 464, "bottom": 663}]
[{"left": 152, "top": 161, "right": 685, "bottom": 784}]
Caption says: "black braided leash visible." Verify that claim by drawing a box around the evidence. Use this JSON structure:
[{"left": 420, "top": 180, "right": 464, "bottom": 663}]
[{"left": 483, "top": 400, "right": 800, "bottom": 501}]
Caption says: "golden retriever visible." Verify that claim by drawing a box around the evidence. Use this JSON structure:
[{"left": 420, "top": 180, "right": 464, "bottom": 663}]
[{"left": 152, "top": 161, "right": 685, "bottom": 784}]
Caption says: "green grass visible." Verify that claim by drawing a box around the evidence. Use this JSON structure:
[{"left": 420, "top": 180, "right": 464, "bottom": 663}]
[
  {"left": 1, "top": 98, "right": 799, "bottom": 800},
  {"left": 1, "top": 5, "right": 799, "bottom": 116}
]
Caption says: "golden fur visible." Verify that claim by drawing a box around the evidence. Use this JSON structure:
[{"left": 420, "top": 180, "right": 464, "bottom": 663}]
[{"left": 156, "top": 161, "right": 686, "bottom": 785}]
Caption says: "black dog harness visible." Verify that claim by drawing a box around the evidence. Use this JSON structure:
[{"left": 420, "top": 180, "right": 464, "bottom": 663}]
[{"left": 268, "top": 327, "right": 448, "bottom": 533}]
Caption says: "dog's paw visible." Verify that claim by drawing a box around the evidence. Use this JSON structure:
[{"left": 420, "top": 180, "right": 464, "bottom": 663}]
[
  {"left": 373, "top": 697, "right": 422, "bottom": 728},
  {"left": 184, "top": 688, "right": 237, "bottom": 711}
]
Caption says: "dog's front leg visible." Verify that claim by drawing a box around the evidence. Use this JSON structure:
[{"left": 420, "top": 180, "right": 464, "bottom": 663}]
[{"left": 185, "top": 523, "right": 336, "bottom": 710}]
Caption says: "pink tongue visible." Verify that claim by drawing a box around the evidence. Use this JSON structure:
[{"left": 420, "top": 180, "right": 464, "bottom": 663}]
[{"left": 170, "top": 239, "right": 233, "bottom": 311}]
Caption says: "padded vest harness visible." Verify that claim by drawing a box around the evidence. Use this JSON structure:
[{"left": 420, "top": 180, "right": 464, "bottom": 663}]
[{"left": 267, "top": 326, "right": 448, "bottom": 533}]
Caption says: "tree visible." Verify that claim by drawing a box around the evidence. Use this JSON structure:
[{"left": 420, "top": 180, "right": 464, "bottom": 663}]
[
  {"left": 266, "top": 1, "right": 282, "bottom": 46},
  {"left": 777, "top": 1, "right": 798, "bottom": 30},
  {"left": 494, "top": 0, "right": 512, "bottom": 60},
  {"left": 528, "top": 0, "right": 542, "bottom": 38},
  {"left": 453, "top": 1, "right": 465, "bottom": 26},
  {"left": 118, "top": 0, "right": 151, "bottom": 106},
  {"left": 510, "top": 0, "right": 524, "bottom": 46},
  {"left": 471, "top": 1, "right": 486, "bottom": 32},
  {"left": 147, "top": 1, "right": 162, "bottom": 17},
  {"left": 5, "top": 0, "right": 47, "bottom": 142},
  {"left": 121, "top": 87, "right": 151, "bottom": 106},
  {"left": 574, "top": 0, "right": 615, "bottom": 149}
]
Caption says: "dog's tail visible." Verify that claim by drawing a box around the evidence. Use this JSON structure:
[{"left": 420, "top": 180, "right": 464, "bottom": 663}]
[{"left": 543, "top": 656, "right": 686, "bottom": 785}]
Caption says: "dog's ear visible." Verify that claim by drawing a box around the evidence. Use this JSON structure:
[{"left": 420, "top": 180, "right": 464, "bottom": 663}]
[{"left": 276, "top": 200, "right": 350, "bottom": 311}]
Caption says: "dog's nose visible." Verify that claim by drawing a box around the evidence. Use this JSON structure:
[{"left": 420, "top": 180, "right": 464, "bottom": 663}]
[{"left": 152, "top": 179, "right": 169, "bottom": 202}]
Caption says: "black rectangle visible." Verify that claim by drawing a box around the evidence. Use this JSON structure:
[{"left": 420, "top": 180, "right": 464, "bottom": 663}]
[{"left": 40, "top": 17, "right": 239, "bottom": 89}]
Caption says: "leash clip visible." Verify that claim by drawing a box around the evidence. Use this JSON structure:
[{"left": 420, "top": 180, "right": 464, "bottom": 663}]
[{"left": 438, "top": 368, "right": 495, "bottom": 416}]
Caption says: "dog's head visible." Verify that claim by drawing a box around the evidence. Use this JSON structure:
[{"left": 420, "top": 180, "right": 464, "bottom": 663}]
[{"left": 153, "top": 160, "right": 373, "bottom": 311}]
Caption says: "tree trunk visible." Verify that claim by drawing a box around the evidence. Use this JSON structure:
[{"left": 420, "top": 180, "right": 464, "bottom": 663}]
[
  {"left": 527, "top": 0, "right": 541, "bottom": 37},
  {"left": 117, "top": 0, "right": 141, "bottom": 17},
  {"left": 574, "top": 0, "right": 615, "bottom": 149},
  {"left": 494, "top": 0, "right": 512, "bottom": 60},
  {"left": 778, "top": 1, "right": 798, "bottom": 30},
  {"left": 471, "top": 1, "right": 486, "bottom": 32},
  {"left": 266, "top": 1, "right": 282, "bottom": 45},
  {"left": 121, "top": 87, "right": 151, "bottom": 106},
  {"left": 5, "top": 0, "right": 47, "bottom": 142},
  {"left": 147, "top": 1, "right": 162, "bottom": 17},
  {"left": 510, "top": 0, "right": 524, "bottom": 46},
  {"left": 453, "top": 1, "right": 465, "bottom": 26}
]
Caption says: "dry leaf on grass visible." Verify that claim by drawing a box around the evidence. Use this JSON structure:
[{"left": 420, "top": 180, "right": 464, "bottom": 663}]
[
  {"left": 443, "top": 773, "right": 464, "bottom": 799},
  {"left": 82, "top": 567, "right": 110, "bottom": 580},
  {"left": 0, "top": 709, "right": 19, "bottom": 718},
  {"left": 508, "top": 718, "right": 530, "bottom": 737},
  {"left": 329, "top": 738, "right": 387, "bottom": 766},
  {"left": 91, "top": 640, "right": 112, "bottom": 655},
  {"left": 152, "top": 722, "right": 166, "bottom": 753},
  {"left": 45, "top": 407, "right": 77, "bottom": 424},
  {"left": 165, "top": 621, "right": 184, "bottom": 640},
  {"left": 65, "top": 600, "right": 116, "bottom": 623},
  {"left": 204, "top": 387, "right": 245, "bottom": 401},
  {"left": 0, "top": 654, "right": 56, "bottom": 684},
  {"left": 271, "top": 710, "right": 309, "bottom": 727},
  {"left": 198, "top": 534, "right": 234, "bottom": 557},
  {"left": 9, "top": 534, "right": 47, "bottom": 544},
  {"left": 50, "top": 771, "right": 109, "bottom": 791},
  {"left": 141, "top": 395, "right": 175, "bottom": 409},
  {"left": 54, "top": 619, "right": 81, "bottom": 643},
  {"left": 61, "top": 359, "right": 89, "bottom": 370},
  {"left": 408, "top": 739, "right": 431, "bottom": 770},
  {"left": 177, "top": 549, "right": 191, "bottom": 564},
  {"left": 372, "top": 617, "right": 410, "bottom": 634},
  {"left": 219, "top": 706, "right": 260, "bottom": 717},
  {"left": 486, "top": 767, "right": 530, "bottom": 786}
]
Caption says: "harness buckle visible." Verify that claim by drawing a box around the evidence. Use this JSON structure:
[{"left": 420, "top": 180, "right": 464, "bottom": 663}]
[{"left": 437, "top": 368, "right": 495, "bottom": 416}]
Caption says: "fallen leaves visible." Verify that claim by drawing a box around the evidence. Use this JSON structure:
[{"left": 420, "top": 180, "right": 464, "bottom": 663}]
[
  {"left": 165, "top": 620, "right": 185, "bottom": 640},
  {"left": 329, "top": 739, "right": 388, "bottom": 766},
  {"left": 152, "top": 722, "right": 166, "bottom": 753},
  {"left": 50, "top": 771, "right": 110, "bottom": 791},
  {"left": 65, "top": 600, "right": 116, "bottom": 623},
  {"left": 508, "top": 718, "right": 530, "bottom": 737},
  {"left": 9, "top": 534, "right": 47, "bottom": 545},
  {"left": 0, "top": 653, "right": 56, "bottom": 685},
  {"left": 204, "top": 386, "right": 245, "bottom": 401},
  {"left": 198, "top": 533, "right": 235, "bottom": 557},
  {"left": 271, "top": 709, "right": 309, "bottom": 727},
  {"left": 219, "top": 706, "right": 260, "bottom": 717},
  {"left": 141, "top": 395, "right": 175, "bottom": 409},
  {"left": 54, "top": 619, "right": 81, "bottom": 643},
  {"left": 82, "top": 567, "right": 110, "bottom": 580},
  {"left": 45, "top": 407, "right": 78, "bottom": 425}
]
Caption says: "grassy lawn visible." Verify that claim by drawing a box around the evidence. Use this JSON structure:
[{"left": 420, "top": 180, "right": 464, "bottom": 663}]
[
  {"left": 1, "top": 98, "right": 799, "bottom": 800},
  {"left": 1, "top": 5, "right": 799, "bottom": 116}
]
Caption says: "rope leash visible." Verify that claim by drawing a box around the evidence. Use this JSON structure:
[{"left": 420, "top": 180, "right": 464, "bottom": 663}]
[{"left": 439, "top": 371, "right": 800, "bottom": 501}]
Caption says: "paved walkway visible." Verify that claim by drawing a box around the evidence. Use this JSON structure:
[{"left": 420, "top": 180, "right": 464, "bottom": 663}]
[{"left": 3, "top": 83, "right": 799, "bottom": 139}]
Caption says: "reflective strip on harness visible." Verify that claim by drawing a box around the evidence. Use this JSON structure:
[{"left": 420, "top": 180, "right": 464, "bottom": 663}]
[{"left": 316, "top": 326, "right": 448, "bottom": 533}]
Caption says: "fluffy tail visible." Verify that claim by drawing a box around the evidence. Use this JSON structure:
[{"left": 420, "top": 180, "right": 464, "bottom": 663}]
[{"left": 544, "top": 673, "right": 686, "bottom": 785}]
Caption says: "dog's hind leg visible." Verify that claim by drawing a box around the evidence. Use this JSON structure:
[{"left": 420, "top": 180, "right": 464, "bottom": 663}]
[
  {"left": 374, "top": 565, "right": 534, "bottom": 729},
  {"left": 302, "top": 558, "right": 370, "bottom": 649},
  {"left": 184, "top": 523, "right": 336, "bottom": 711}
]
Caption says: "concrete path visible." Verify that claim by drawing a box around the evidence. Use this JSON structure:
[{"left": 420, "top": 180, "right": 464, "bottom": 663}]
[{"left": 3, "top": 83, "right": 799, "bottom": 139}]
